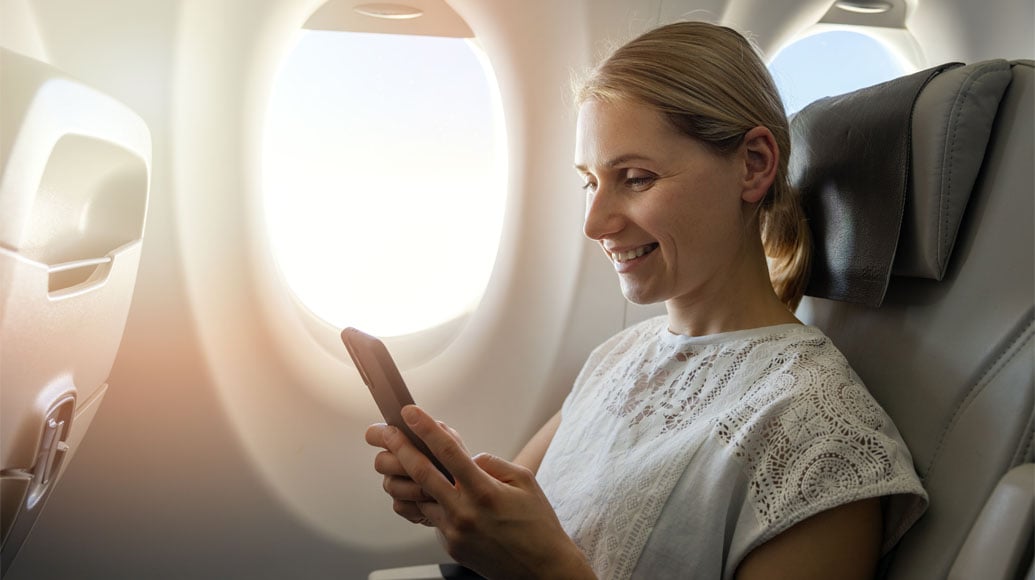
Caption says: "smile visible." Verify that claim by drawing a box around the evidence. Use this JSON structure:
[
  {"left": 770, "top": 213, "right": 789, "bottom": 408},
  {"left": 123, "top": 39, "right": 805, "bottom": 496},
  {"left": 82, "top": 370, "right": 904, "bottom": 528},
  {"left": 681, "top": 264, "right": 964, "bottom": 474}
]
[{"left": 609, "top": 243, "right": 659, "bottom": 263}]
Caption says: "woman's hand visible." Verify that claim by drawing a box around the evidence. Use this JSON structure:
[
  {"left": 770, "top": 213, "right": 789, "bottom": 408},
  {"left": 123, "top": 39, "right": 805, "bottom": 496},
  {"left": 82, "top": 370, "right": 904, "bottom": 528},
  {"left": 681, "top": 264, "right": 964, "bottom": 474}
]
[
  {"left": 365, "top": 420, "right": 468, "bottom": 526},
  {"left": 377, "top": 405, "right": 596, "bottom": 580}
]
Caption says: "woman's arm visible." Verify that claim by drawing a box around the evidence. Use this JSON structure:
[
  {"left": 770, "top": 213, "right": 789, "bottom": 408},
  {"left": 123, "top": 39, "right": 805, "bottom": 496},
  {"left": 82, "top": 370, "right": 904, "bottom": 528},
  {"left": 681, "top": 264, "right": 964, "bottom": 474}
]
[
  {"left": 512, "top": 410, "right": 562, "bottom": 474},
  {"left": 735, "top": 497, "right": 882, "bottom": 580}
]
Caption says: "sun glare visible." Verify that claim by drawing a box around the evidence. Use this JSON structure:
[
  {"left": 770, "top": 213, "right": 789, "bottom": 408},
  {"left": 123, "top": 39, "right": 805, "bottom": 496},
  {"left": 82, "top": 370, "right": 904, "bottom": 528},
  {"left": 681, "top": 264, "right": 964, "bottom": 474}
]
[{"left": 263, "top": 31, "right": 508, "bottom": 337}]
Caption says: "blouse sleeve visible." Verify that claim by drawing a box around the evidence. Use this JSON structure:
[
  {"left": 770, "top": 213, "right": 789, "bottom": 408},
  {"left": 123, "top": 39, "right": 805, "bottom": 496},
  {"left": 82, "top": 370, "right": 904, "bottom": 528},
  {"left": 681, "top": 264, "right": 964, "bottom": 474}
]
[{"left": 720, "top": 341, "right": 929, "bottom": 572}]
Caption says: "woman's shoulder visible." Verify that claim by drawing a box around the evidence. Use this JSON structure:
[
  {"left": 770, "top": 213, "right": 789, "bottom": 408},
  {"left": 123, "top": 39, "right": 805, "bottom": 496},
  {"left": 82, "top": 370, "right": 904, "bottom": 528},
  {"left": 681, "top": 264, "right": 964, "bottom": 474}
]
[
  {"left": 710, "top": 325, "right": 928, "bottom": 553},
  {"left": 721, "top": 324, "right": 876, "bottom": 425},
  {"left": 724, "top": 323, "right": 855, "bottom": 382}
]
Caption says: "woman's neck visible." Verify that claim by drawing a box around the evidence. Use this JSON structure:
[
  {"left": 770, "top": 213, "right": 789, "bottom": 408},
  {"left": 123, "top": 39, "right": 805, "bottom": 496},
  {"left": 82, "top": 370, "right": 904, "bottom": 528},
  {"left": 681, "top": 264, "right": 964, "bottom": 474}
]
[{"left": 664, "top": 238, "right": 800, "bottom": 337}]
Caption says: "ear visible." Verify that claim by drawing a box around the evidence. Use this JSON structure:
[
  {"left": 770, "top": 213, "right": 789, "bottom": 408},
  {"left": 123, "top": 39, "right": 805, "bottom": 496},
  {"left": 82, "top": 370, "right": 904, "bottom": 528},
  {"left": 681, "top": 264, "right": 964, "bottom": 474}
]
[{"left": 740, "top": 126, "right": 779, "bottom": 204}]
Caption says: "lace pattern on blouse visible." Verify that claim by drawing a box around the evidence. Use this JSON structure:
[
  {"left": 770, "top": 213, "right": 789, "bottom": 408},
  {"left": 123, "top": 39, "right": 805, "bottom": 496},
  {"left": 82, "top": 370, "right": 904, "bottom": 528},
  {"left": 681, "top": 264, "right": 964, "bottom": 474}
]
[{"left": 537, "top": 320, "right": 922, "bottom": 580}]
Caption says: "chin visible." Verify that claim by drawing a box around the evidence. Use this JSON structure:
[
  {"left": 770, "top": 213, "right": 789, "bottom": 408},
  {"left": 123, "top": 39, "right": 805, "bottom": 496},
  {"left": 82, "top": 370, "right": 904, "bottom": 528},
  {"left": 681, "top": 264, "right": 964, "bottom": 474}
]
[{"left": 620, "top": 283, "right": 662, "bottom": 305}]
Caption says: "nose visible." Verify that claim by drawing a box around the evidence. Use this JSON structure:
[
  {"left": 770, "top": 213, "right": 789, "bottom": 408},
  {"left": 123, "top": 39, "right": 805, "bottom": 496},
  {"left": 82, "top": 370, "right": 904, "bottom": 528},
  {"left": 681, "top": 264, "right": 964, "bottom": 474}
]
[{"left": 583, "top": 187, "right": 624, "bottom": 241}]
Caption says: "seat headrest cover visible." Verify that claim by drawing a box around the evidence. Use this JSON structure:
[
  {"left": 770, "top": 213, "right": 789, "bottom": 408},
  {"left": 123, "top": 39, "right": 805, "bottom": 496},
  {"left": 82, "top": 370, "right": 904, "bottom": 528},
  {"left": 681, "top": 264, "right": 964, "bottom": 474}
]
[
  {"left": 790, "top": 60, "right": 1012, "bottom": 307},
  {"left": 894, "top": 59, "right": 1013, "bottom": 280}
]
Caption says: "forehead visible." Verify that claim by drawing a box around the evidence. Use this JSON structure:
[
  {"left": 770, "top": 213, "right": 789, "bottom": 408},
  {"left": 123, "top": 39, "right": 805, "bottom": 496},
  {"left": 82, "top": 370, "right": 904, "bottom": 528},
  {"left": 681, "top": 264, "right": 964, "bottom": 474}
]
[{"left": 574, "top": 99, "right": 685, "bottom": 168}]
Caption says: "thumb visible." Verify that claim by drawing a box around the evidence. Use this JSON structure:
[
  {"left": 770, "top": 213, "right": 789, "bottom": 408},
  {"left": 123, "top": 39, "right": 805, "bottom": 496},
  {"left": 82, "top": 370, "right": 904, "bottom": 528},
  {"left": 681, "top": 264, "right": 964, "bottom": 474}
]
[{"left": 472, "top": 453, "right": 531, "bottom": 485}]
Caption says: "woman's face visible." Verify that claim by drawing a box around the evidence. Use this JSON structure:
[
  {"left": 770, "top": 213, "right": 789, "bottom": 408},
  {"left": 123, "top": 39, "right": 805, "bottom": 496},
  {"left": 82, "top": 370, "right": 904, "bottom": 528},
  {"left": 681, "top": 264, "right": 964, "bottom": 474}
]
[{"left": 574, "top": 98, "right": 752, "bottom": 307}]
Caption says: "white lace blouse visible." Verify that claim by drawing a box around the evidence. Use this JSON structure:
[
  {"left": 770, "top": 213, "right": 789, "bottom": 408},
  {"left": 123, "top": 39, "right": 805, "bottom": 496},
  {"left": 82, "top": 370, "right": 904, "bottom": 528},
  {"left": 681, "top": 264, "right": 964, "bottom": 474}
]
[{"left": 536, "top": 317, "right": 928, "bottom": 580}]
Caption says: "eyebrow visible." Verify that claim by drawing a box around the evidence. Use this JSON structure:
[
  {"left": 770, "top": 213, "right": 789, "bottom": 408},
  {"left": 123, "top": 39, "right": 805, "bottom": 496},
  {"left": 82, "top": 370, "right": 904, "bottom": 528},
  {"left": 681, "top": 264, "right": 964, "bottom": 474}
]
[{"left": 574, "top": 153, "right": 655, "bottom": 173}]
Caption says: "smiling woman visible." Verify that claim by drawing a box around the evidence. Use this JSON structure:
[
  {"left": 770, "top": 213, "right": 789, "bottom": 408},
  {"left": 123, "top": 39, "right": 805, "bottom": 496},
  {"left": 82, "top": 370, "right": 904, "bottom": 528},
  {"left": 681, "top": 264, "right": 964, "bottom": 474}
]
[{"left": 262, "top": 29, "right": 508, "bottom": 337}]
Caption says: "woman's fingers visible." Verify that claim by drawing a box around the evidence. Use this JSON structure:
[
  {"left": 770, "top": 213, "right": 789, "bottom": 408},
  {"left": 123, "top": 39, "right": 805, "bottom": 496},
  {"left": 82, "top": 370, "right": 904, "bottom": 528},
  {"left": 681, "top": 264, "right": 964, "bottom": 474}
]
[
  {"left": 383, "top": 473, "right": 433, "bottom": 502},
  {"left": 438, "top": 421, "right": 470, "bottom": 454},
  {"left": 383, "top": 406, "right": 491, "bottom": 506},
  {"left": 402, "top": 407, "right": 490, "bottom": 490},
  {"left": 416, "top": 499, "right": 447, "bottom": 528},
  {"left": 374, "top": 445, "right": 430, "bottom": 500},
  {"left": 381, "top": 423, "right": 456, "bottom": 502},
  {"left": 394, "top": 499, "right": 435, "bottom": 526},
  {"left": 371, "top": 432, "right": 436, "bottom": 506},
  {"left": 472, "top": 452, "right": 537, "bottom": 488},
  {"left": 368, "top": 419, "right": 454, "bottom": 528},
  {"left": 373, "top": 450, "right": 407, "bottom": 476},
  {"left": 365, "top": 423, "right": 391, "bottom": 449}
]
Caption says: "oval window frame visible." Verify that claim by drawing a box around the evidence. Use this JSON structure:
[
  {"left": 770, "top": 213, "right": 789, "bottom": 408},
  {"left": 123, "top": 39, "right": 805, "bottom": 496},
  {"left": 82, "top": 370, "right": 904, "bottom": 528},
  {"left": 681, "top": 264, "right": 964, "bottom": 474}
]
[{"left": 260, "top": 24, "right": 509, "bottom": 367}]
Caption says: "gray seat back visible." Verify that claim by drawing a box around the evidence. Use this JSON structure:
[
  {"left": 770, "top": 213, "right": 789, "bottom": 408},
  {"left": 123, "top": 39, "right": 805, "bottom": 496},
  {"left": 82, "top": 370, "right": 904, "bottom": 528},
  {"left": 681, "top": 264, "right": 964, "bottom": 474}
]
[{"left": 792, "top": 60, "right": 1034, "bottom": 579}]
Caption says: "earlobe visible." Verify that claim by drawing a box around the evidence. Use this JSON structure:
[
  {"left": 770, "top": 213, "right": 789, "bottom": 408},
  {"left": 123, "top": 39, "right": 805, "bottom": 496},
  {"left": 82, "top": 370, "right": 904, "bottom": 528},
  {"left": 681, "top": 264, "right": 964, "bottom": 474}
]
[{"left": 740, "top": 126, "right": 779, "bottom": 204}]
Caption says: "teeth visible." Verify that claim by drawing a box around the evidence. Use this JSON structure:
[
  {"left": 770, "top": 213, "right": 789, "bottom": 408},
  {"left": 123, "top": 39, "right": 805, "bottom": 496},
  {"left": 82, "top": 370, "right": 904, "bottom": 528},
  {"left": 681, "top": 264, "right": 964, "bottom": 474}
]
[{"left": 612, "top": 245, "right": 654, "bottom": 263}]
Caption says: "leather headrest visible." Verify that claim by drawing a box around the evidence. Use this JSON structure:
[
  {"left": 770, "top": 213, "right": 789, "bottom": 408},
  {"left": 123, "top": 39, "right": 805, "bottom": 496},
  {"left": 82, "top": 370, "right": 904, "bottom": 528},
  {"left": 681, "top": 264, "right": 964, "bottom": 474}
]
[{"left": 790, "top": 60, "right": 1013, "bottom": 307}]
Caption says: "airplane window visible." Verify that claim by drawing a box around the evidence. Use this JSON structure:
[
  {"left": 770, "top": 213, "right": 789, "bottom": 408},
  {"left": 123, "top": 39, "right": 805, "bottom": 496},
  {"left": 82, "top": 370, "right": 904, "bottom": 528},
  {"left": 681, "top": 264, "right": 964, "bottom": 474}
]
[
  {"left": 262, "top": 31, "right": 507, "bottom": 337},
  {"left": 769, "top": 30, "right": 911, "bottom": 115}
]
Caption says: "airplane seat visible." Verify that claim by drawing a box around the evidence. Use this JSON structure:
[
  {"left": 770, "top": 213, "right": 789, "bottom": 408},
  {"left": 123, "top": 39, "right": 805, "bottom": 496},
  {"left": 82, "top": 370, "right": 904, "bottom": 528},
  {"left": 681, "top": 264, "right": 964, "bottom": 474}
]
[
  {"left": 0, "top": 48, "right": 151, "bottom": 573},
  {"left": 793, "top": 58, "right": 1034, "bottom": 580},
  {"left": 370, "top": 58, "right": 1033, "bottom": 580}
]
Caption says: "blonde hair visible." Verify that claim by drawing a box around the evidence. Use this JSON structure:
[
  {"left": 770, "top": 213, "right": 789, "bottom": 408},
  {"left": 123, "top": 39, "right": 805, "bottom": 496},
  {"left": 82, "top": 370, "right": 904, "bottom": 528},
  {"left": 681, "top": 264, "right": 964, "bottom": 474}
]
[{"left": 575, "top": 21, "right": 812, "bottom": 311}]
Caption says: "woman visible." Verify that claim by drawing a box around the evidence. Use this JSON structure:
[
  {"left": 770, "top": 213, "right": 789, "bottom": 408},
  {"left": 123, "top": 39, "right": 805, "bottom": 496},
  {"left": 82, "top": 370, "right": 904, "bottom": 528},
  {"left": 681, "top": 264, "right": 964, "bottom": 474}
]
[{"left": 365, "top": 21, "right": 927, "bottom": 579}]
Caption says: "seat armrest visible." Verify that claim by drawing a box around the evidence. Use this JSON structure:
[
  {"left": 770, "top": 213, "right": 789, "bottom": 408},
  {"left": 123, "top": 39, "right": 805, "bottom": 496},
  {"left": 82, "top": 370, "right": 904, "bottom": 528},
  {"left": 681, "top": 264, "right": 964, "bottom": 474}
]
[
  {"left": 948, "top": 463, "right": 1034, "bottom": 580},
  {"left": 369, "top": 563, "right": 484, "bottom": 580}
]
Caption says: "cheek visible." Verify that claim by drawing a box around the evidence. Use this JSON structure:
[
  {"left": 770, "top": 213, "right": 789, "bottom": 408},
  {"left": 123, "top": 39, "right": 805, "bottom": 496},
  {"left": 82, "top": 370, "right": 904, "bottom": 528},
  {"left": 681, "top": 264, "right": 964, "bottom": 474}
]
[{"left": 660, "top": 198, "right": 744, "bottom": 262}]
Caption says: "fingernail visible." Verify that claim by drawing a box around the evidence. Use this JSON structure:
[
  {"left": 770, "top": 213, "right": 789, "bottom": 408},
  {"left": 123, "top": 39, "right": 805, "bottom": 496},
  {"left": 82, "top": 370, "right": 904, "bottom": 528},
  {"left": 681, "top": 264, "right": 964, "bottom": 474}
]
[{"left": 401, "top": 406, "right": 419, "bottom": 426}]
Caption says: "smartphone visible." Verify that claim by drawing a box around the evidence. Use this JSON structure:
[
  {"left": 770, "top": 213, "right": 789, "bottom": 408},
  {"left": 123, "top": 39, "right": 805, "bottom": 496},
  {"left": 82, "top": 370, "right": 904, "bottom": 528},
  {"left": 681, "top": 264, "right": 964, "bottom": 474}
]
[{"left": 341, "top": 327, "right": 454, "bottom": 483}]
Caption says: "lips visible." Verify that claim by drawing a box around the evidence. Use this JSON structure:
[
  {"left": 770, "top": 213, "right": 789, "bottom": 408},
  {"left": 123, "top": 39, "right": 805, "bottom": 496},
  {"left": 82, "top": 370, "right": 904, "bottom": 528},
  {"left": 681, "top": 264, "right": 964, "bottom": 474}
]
[{"left": 608, "top": 242, "right": 659, "bottom": 264}]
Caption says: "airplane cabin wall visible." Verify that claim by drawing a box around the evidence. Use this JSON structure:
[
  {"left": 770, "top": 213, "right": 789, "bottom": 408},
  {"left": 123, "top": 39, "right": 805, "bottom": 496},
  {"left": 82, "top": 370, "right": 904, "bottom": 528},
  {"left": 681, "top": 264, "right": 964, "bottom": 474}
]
[
  {"left": 3, "top": 0, "right": 445, "bottom": 576},
  {"left": 0, "top": 0, "right": 46, "bottom": 62},
  {"left": 2, "top": 0, "right": 1031, "bottom": 579},
  {"left": 908, "top": 0, "right": 1034, "bottom": 65},
  {"left": 2, "top": 0, "right": 391, "bottom": 577},
  {"left": 3, "top": 0, "right": 658, "bottom": 577}
]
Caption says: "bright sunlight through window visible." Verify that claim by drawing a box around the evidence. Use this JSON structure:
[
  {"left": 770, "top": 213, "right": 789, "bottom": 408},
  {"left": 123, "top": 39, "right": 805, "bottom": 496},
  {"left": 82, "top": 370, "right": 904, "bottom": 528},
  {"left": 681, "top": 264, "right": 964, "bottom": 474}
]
[
  {"left": 769, "top": 30, "right": 911, "bottom": 115},
  {"left": 263, "top": 31, "right": 507, "bottom": 337}
]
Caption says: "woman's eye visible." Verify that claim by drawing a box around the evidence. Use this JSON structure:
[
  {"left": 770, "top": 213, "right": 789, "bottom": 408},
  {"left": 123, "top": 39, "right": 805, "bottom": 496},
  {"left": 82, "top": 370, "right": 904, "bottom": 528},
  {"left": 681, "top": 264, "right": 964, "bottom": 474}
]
[
  {"left": 626, "top": 174, "right": 656, "bottom": 190},
  {"left": 581, "top": 181, "right": 597, "bottom": 192}
]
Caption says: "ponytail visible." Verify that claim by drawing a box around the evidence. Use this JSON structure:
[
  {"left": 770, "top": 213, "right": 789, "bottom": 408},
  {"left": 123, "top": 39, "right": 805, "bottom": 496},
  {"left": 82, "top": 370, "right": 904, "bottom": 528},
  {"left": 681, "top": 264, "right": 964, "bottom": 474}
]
[{"left": 760, "top": 183, "right": 812, "bottom": 311}]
